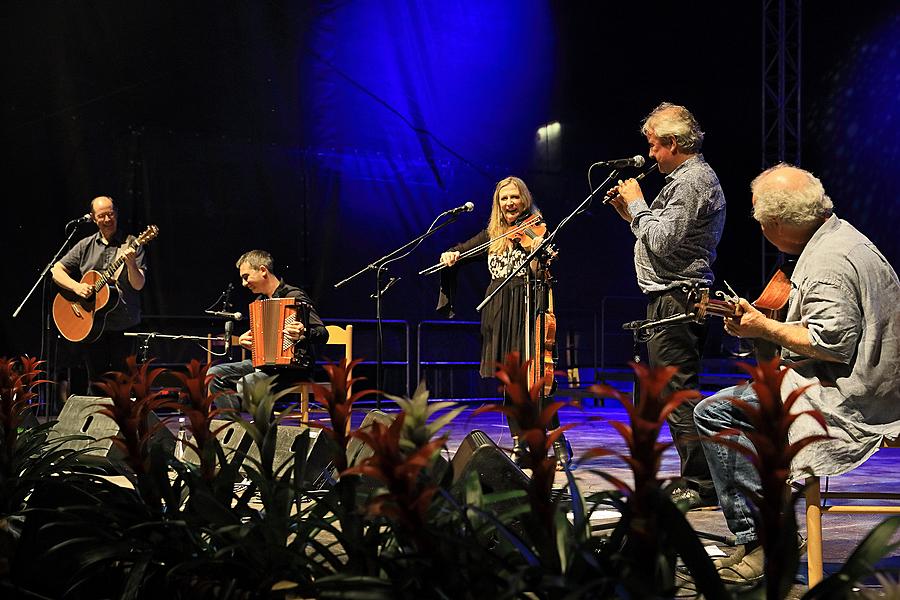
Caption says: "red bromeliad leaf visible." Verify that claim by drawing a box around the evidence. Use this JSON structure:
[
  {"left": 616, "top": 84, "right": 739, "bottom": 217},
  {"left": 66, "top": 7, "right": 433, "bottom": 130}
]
[
  {"left": 545, "top": 423, "right": 576, "bottom": 448},
  {"left": 605, "top": 420, "right": 635, "bottom": 446},
  {"left": 580, "top": 447, "right": 618, "bottom": 461}
]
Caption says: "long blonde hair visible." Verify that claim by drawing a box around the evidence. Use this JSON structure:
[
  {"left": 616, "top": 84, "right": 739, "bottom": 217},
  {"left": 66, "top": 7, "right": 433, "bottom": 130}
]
[{"left": 487, "top": 176, "right": 535, "bottom": 254}]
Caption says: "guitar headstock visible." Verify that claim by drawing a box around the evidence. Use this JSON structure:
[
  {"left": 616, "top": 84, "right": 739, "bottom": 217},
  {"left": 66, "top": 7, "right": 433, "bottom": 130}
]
[{"left": 136, "top": 225, "right": 160, "bottom": 245}]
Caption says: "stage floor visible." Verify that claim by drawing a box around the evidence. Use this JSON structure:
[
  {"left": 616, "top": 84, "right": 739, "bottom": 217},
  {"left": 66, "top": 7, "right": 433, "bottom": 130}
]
[{"left": 330, "top": 401, "right": 900, "bottom": 594}]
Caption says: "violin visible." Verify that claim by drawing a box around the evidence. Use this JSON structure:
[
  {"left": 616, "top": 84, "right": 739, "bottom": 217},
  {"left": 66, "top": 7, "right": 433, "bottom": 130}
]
[
  {"left": 419, "top": 213, "right": 545, "bottom": 275},
  {"left": 528, "top": 288, "right": 557, "bottom": 396},
  {"left": 525, "top": 231, "right": 557, "bottom": 397},
  {"left": 508, "top": 213, "right": 547, "bottom": 249}
]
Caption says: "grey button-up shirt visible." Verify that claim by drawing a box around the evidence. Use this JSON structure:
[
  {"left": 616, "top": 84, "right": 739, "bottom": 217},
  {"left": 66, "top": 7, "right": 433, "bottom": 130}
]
[
  {"left": 59, "top": 230, "right": 147, "bottom": 331},
  {"left": 626, "top": 155, "right": 726, "bottom": 294},
  {"left": 785, "top": 214, "right": 900, "bottom": 476}
]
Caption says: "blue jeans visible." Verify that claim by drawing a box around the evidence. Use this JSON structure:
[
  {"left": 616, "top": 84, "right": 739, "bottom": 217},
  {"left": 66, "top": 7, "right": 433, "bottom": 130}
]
[
  {"left": 207, "top": 359, "right": 266, "bottom": 412},
  {"left": 694, "top": 383, "right": 762, "bottom": 545}
]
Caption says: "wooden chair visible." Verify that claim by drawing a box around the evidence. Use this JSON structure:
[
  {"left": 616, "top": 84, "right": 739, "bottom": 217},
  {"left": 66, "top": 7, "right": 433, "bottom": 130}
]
[
  {"left": 804, "top": 438, "right": 900, "bottom": 586},
  {"left": 298, "top": 324, "right": 354, "bottom": 424}
]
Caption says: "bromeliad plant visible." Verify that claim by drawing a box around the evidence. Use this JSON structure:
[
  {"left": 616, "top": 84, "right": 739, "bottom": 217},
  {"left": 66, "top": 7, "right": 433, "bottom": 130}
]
[
  {"left": 342, "top": 413, "right": 447, "bottom": 550},
  {"left": 304, "top": 358, "right": 380, "bottom": 580},
  {"left": 91, "top": 357, "right": 173, "bottom": 499},
  {"left": 0, "top": 356, "right": 61, "bottom": 574},
  {"left": 387, "top": 379, "right": 465, "bottom": 457},
  {"left": 705, "top": 359, "right": 830, "bottom": 599},
  {"left": 166, "top": 359, "right": 235, "bottom": 482},
  {"left": 585, "top": 362, "right": 727, "bottom": 599},
  {"left": 474, "top": 352, "right": 576, "bottom": 573},
  {"left": 335, "top": 379, "right": 513, "bottom": 598}
]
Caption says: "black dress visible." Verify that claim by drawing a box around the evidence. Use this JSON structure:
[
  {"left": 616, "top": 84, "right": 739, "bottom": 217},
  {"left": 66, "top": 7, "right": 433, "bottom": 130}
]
[{"left": 437, "top": 229, "right": 530, "bottom": 378}]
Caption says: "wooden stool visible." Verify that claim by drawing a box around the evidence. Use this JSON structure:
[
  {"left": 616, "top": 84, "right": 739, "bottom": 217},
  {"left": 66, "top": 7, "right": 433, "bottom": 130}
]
[{"left": 804, "top": 439, "right": 900, "bottom": 586}]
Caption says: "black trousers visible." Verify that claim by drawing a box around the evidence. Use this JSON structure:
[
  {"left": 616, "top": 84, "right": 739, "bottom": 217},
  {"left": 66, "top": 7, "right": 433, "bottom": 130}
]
[
  {"left": 54, "top": 330, "right": 135, "bottom": 396},
  {"left": 646, "top": 289, "right": 716, "bottom": 501}
]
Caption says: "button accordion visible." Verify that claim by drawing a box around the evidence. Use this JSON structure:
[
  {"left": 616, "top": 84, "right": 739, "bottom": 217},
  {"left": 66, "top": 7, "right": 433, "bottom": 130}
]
[{"left": 248, "top": 297, "right": 310, "bottom": 368}]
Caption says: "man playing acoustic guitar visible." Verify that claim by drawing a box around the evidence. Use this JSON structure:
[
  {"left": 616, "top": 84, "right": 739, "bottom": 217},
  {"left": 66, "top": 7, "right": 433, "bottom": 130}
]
[
  {"left": 694, "top": 165, "right": 900, "bottom": 585},
  {"left": 51, "top": 195, "right": 147, "bottom": 395}
]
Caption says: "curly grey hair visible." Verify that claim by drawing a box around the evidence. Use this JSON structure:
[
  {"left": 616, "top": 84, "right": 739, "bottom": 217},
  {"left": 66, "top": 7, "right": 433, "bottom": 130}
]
[
  {"left": 751, "top": 164, "right": 834, "bottom": 227},
  {"left": 640, "top": 102, "right": 704, "bottom": 153}
]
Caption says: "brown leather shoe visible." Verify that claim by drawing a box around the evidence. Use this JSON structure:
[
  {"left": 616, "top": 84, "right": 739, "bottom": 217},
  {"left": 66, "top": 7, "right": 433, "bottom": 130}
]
[
  {"left": 713, "top": 544, "right": 747, "bottom": 570},
  {"left": 717, "top": 544, "right": 764, "bottom": 585}
]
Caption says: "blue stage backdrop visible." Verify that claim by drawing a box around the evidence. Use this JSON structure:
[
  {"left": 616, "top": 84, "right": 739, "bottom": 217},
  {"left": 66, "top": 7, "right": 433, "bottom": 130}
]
[
  {"left": 297, "top": 0, "right": 557, "bottom": 321},
  {"left": 806, "top": 8, "right": 900, "bottom": 264}
]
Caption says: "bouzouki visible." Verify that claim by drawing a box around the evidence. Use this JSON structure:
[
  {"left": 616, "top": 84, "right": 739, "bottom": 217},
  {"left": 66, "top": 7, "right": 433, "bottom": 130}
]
[
  {"left": 52, "top": 225, "right": 159, "bottom": 343},
  {"left": 693, "top": 268, "right": 791, "bottom": 361}
]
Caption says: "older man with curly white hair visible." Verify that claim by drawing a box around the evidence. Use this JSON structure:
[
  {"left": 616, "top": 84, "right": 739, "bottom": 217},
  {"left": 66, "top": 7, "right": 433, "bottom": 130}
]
[{"left": 694, "top": 164, "right": 900, "bottom": 585}]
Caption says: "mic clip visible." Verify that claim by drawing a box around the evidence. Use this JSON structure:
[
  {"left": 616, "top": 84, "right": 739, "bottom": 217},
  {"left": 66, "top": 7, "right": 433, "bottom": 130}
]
[{"left": 371, "top": 276, "right": 401, "bottom": 298}]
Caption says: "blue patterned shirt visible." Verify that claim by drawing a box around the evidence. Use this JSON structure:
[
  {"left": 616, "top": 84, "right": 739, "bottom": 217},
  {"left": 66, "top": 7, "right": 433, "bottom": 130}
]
[{"left": 626, "top": 155, "right": 726, "bottom": 294}]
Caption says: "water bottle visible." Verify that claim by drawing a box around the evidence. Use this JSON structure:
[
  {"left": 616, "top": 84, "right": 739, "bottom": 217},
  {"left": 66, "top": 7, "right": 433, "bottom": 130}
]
[{"left": 175, "top": 417, "right": 187, "bottom": 460}]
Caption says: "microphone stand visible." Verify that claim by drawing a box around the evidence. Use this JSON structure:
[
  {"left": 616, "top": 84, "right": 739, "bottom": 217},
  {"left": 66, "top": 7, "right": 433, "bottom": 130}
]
[
  {"left": 334, "top": 211, "right": 465, "bottom": 405},
  {"left": 123, "top": 332, "right": 222, "bottom": 361},
  {"left": 619, "top": 287, "right": 700, "bottom": 405},
  {"left": 12, "top": 221, "right": 86, "bottom": 416}
]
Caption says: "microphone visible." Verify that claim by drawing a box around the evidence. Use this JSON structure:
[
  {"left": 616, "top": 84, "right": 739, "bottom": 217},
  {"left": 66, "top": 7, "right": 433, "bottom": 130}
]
[
  {"left": 223, "top": 320, "right": 234, "bottom": 355},
  {"left": 446, "top": 201, "right": 475, "bottom": 216},
  {"left": 597, "top": 155, "right": 646, "bottom": 169},
  {"left": 68, "top": 213, "right": 93, "bottom": 224},
  {"left": 205, "top": 310, "right": 244, "bottom": 320}
]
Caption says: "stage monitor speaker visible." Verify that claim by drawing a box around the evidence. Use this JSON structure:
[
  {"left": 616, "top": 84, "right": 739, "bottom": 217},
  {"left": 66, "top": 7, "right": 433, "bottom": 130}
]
[
  {"left": 49, "top": 395, "right": 175, "bottom": 468},
  {"left": 308, "top": 409, "right": 397, "bottom": 488},
  {"left": 345, "top": 409, "right": 396, "bottom": 467},
  {"left": 450, "top": 429, "right": 529, "bottom": 515},
  {"left": 184, "top": 419, "right": 335, "bottom": 486}
]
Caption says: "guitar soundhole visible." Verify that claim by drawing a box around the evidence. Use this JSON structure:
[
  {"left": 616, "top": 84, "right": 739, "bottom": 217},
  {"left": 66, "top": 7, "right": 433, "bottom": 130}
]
[{"left": 81, "top": 415, "right": 93, "bottom": 433}]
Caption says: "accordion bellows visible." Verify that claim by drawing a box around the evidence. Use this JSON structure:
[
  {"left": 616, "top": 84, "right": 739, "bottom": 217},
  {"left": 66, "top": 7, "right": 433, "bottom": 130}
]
[{"left": 249, "top": 297, "right": 301, "bottom": 367}]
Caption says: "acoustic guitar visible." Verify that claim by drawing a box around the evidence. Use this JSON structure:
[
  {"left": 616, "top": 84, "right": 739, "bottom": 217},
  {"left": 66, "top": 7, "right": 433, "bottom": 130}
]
[{"left": 52, "top": 225, "right": 159, "bottom": 342}]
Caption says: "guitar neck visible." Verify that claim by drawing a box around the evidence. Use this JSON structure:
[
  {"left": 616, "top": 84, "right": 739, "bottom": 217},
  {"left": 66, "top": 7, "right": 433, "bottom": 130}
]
[{"left": 93, "top": 239, "right": 137, "bottom": 292}]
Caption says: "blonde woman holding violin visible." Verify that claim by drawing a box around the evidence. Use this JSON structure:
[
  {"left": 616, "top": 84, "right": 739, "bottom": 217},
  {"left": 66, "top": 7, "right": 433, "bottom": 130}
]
[{"left": 435, "top": 176, "right": 572, "bottom": 468}]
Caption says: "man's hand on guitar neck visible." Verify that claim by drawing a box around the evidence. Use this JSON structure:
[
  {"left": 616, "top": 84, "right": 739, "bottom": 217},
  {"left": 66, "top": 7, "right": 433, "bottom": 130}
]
[
  {"left": 122, "top": 247, "right": 146, "bottom": 290},
  {"left": 724, "top": 298, "right": 768, "bottom": 339},
  {"left": 725, "top": 298, "right": 844, "bottom": 364}
]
